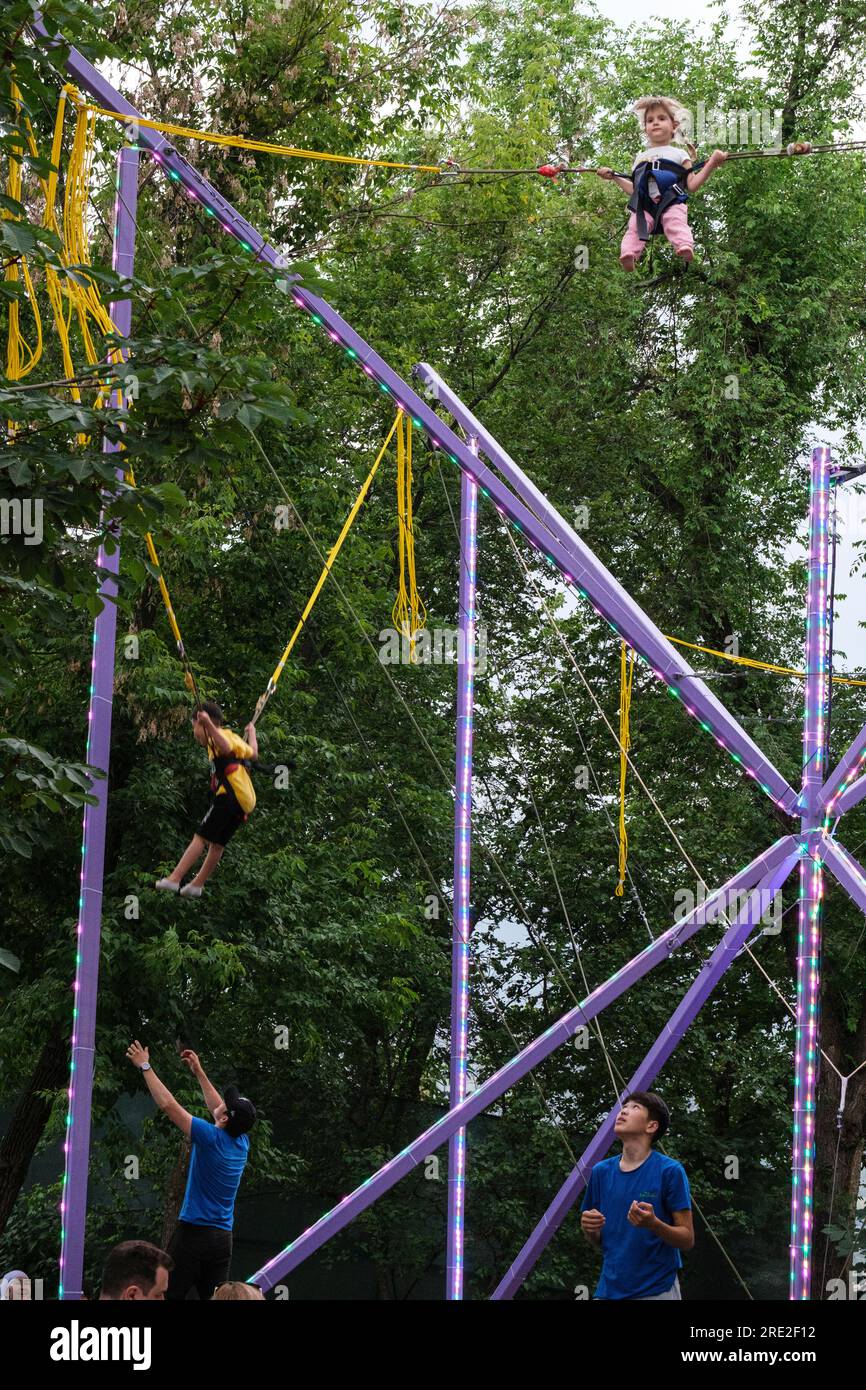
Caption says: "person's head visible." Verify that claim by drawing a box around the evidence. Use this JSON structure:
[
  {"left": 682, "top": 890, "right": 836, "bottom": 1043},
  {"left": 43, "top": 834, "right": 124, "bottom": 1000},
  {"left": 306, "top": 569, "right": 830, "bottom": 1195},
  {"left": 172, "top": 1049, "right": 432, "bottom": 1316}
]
[
  {"left": 634, "top": 95, "right": 687, "bottom": 147},
  {"left": 99, "top": 1241, "right": 174, "bottom": 1300},
  {"left": 212, "top": 1282, "right": 264, "bottom": 1300},
  {"left": 215, "top": 1084, "right": 257, "bottom": 1139},
  {"left": 192, "top": 700, "right": 224, "bottom": 746},
  {"left": 614, "top": 1091, "right": 670, "bottom": 1146}
]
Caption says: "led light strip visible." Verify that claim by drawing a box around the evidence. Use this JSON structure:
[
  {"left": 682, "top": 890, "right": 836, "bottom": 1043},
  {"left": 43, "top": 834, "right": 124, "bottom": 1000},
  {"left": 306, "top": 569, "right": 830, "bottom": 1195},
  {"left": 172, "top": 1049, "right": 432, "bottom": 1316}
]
[
  {"left": 790, "top": 446, "right": 831, "bottom": 1301},
  {"left": 447, "top": 462, "right": 478, "bottom": 1299}
]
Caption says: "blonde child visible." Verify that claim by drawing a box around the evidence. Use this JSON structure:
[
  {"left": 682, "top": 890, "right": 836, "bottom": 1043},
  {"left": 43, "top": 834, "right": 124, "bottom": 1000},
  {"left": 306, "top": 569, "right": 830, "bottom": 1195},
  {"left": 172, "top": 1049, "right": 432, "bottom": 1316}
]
[
  {"left": 597, "top": 95, "right": 728, "bottom": 270},
  {"left": 155, "top": 702, "right": 257, "bottom": 898}
]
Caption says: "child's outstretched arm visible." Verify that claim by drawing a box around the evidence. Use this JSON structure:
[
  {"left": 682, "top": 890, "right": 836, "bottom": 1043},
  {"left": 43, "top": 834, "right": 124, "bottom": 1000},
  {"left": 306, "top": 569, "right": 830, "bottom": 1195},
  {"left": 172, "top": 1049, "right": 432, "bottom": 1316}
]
[
  {"left": 243, "top": 722, "right": 259, "bottom": 760},
  {"left": 686, "top": 149, "right": 728, "bottom": 192},
  {"left": 597, "top": 167, "right": 634, "bottom": 194}
]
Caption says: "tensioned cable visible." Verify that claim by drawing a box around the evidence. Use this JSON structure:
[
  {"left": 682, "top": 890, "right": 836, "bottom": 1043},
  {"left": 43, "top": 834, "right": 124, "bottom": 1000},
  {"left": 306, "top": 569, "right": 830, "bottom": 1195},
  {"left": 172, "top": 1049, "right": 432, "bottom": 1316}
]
[
  {"left": 35, "top": 86, "right": 861, "bottom": 1262},
  {"left": 94, "top": 151, "right": 587, "bottom": 1170},
  {"left": 91, "top": 115, "right": 601, "bottom": 1035},
  {"left": 432, "top": 458, "right": 760, "bottom": 1296},
  {"left": 434, "top": 456, "right": 624, "bottom": 1100},
  {"left": 503, "top": 523, "right": 852, "bottom": 1083},
  {"left": 433, "top": 460, "right": 660, "bottom": 940}
]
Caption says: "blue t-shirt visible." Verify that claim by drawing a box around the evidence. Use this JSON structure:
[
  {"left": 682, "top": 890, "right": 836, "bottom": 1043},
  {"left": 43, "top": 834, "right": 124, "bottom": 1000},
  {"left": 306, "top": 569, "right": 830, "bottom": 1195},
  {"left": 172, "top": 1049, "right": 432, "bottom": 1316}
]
[
  {"left": 179, "top": 1117, "right": 250, "bottom": 1231},
  {"left": 580, "top": 1151, "right": 691, "bottom": 1299}
]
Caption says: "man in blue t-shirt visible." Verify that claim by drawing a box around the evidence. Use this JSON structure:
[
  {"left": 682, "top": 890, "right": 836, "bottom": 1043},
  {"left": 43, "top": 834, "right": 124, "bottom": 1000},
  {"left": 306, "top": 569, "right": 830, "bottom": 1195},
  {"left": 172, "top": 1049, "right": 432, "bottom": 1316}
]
[
  {"left": 579, "top": 1090, "right": 693, "bottom": 1300},
  {"left": 126, "top": 1040, "right": 256, "bottom": 1300}
]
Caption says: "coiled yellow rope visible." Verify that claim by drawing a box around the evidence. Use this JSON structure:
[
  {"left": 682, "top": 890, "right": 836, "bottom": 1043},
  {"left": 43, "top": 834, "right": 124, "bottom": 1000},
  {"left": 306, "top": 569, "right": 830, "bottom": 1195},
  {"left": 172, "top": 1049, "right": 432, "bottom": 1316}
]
[{"left": 392, "top": 410, "right": 426, "bottom": 662}]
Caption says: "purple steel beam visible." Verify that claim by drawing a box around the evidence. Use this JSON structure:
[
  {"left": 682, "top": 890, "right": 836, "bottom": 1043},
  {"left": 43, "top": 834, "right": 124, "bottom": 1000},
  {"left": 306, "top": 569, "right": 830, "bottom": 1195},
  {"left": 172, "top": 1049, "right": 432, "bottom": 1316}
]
[
  {"left": 831, "top": 775, "right": 866, "bottom": 820},
  {"left": 411, "top": 363, "right": 800, "bottom": 816},
  {"left": 491, "top": 848, "right": 801, "bottom": 1299},
  {"left": 790, "top": 446, "right": 832, "bottom": 1301},
  {"left": 59, "top": 144, "right": 139, "bottom": 1301},
  {"left": 249, "top": 836, "right": 796, "bottom": 1290},
  {"left": 29, "top": 19, "right": 800, "bottom": 820},
  {"left": 823, "top": 838, "right": 866, "bottom": 920},
  {"left": 819, "top": 718, "right": 866, "bottom": 816},
  {"left": 447, "top": 448, "right": 479, "bottom": 1298}
]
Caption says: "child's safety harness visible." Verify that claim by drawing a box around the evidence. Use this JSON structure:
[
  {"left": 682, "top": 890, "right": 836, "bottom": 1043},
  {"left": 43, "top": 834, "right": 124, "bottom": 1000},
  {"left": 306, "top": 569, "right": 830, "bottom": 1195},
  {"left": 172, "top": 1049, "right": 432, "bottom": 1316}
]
[{"left": 627, "top": 156, "right": 705, "bottom": 242}]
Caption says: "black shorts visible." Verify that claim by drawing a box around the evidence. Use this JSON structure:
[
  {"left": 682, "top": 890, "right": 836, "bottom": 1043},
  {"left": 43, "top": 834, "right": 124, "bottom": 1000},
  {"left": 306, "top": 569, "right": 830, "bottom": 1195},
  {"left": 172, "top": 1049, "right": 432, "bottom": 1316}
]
[
  {"left": 166, "top": 1222, "right": 232, "bottom": 1301},
  {"left": 196, "top": 791, "right": 248, "bottom": 847}
]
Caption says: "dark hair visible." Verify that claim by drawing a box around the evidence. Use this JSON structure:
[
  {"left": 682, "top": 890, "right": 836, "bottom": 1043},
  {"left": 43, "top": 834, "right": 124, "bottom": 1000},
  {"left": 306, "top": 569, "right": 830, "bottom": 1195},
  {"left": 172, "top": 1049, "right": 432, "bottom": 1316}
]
[
  {"left": 624, "top": 1091, "right": 670, "bottom": 1143},
  {"left": 100, "top": 1240, "right": 174, "bottom": 1298},
  {"left": 201, "top": 701, "right": 224, "bottom": 725}
]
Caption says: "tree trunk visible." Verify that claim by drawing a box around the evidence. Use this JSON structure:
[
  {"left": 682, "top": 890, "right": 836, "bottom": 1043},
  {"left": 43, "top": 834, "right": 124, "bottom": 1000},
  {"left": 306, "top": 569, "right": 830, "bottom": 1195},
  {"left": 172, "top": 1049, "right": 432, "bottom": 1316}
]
[
  {"left": 0, "top": 1029, "right": 68, "bottom": 1237},
  {"left": 160, "top": 1134, "right": 191, "bottom": 1251},
  {"left": 812, "top": 1001, "right": 866, "bottom": 1298}
]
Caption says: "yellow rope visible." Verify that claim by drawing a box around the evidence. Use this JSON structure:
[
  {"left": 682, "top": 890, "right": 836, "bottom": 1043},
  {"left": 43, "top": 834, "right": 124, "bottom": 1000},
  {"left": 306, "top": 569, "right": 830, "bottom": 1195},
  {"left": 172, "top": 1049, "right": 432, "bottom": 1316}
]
[
  {"left": 4, "top": 82, "right": 44, "bottom": 428},
  {"left": 64, "top": 87, "right": 443, "bottom": 173},
  {"left": 615, "top": 640, "right": 635, "bottom": 898},
  {"left": 251, "top": 411, "right": 403, "bottom": 724},
  {"left": 664, "top": 634, "right": 866, "bottom": 688},
  {"left": 392, "top": 412, "right": 427, "bottom": 661}
]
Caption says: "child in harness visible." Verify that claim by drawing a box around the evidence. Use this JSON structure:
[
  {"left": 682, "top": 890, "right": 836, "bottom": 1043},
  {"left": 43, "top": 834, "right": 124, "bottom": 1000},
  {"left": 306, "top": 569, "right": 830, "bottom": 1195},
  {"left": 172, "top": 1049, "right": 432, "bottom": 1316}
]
[
  {"left": 156, "top": 701, "right": 258, "bottom": 899},
  {"left": 597, "top": 95, "right": 728, "bottom": 270}
]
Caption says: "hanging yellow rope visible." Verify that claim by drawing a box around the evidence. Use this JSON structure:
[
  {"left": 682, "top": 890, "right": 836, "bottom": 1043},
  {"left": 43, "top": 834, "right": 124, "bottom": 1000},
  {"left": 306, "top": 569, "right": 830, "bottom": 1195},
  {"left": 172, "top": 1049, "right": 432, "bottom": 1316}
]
[
  {"left": 62, "top": 87, "right": 443, "bottom": 173},
  {"left": 615, "top": 640, "right": 635, "bottom": 898},
  {"left": 392, "top": 411, "right": 426, "bottom": 662},
  {"left": 4, "top": 82, "right": 44, "bottom": 429},
  {"left": 250, "top": 411, "right": 404, "bottom": 725},
  {"left": 664, "top": 634, "right": 866, "bottom": 688}
]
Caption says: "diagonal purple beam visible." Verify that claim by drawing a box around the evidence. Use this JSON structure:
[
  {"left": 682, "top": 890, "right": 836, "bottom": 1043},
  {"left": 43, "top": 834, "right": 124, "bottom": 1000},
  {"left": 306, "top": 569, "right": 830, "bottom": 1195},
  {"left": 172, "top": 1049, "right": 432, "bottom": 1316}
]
[
  {"left": 491, "top": 848, "right": 801, "bottom": 1299},
  {"left": 29, "top": 17, "right": 800, "bottom": 821},
  {"left": 819, "top": 720, "right": 866, "bottom": 814},
  {"left": 411, "top": 362, "right": 800, "bottom": 816},
  {"left": 831, "top": 775, "right": 866, "bottom": 820},
  {"left": 250, "top": 836, "right": 797, "bottom": 1290},
  {"left": 822, "top": 838, "right": 866, "bottom": 919}
]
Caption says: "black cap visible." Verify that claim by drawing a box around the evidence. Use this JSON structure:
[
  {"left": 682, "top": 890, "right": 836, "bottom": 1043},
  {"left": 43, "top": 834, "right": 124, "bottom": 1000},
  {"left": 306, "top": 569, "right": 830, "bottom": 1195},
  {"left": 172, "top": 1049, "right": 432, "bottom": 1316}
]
[{"left": 223, "top": 1084, "right": 257, "bottom": 1135}]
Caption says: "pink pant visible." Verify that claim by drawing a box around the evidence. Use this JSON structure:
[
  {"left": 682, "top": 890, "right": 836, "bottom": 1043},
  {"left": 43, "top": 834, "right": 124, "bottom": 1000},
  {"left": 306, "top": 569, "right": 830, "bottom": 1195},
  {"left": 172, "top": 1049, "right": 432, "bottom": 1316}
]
[{"left": 620, "top": 202, "right": 693, "bottom": 261}]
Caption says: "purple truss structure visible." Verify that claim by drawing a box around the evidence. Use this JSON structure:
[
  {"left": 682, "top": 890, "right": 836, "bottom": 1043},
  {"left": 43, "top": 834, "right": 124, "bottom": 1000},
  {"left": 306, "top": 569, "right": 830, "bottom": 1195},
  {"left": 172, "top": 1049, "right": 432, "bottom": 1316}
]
[{"left": 29, "top": 18, "right": 866, "bottom": 1303}]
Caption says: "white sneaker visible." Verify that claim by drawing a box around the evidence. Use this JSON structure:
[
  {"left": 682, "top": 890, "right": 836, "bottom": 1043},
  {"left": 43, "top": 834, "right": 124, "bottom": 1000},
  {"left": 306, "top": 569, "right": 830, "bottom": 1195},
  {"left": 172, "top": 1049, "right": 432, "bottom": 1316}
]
[
  {"left": 155, "top": 879, "right": 180, "bottom": 893},
  {"left": 180, "top": 884, "right": 203, "bottom": 899}
]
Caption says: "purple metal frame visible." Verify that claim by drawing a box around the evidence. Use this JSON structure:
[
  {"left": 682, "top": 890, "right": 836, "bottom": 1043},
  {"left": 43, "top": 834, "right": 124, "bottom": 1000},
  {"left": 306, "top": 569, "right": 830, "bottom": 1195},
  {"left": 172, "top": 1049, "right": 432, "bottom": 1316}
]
[
  {"left": 447, "top": 450, "right": 478, "bottom": 1299},
  {"left": 492, "top": 847, "right": 802, "bottom": 1298},
  {"left": 30, "top": 20, "right": 866, "bottom": 1301},
  {"left": 790, "top": 446, "right": 831, "bottom": 1299},
  {"left": 59, "top": 143, "right": 139, "bottom": 1300}
]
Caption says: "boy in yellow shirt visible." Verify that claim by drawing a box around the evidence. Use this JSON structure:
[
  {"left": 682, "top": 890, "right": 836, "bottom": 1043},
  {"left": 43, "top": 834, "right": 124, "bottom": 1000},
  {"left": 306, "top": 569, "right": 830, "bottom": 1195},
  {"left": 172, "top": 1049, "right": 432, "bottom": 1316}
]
[{"left": 156, "top": 702, "right": 257, "bottom": 899}]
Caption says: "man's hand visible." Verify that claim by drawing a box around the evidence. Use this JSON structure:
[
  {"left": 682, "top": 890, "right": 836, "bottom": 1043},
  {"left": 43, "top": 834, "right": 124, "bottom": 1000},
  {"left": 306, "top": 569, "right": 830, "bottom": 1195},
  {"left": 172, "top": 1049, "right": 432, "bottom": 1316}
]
[
  {"left": 126, "top": 1040, "right": 149, "bottom": 1069},
  {"left": 581, "top": 1208, "right": 605, "bottom": 1243},
  {"left": 180, "top": 1048, "right": 202, "bottom": 1075},
  {"left": 628, "top": 1200, "right": 657, "bottom": 1229}
]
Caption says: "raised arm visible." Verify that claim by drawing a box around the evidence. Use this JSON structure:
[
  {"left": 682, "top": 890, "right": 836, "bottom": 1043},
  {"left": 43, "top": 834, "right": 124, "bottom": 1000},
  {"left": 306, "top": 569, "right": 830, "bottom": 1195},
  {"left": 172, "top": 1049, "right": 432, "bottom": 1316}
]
[
  {"left": 126, "top": 1042, "right": 192, "bottom": 1137},
  {"left": 243, "top": 722, "right": 259, "bottom": 760},
  {"left": 181, "top": 1050, "right": 223, "bottom": 1115}
]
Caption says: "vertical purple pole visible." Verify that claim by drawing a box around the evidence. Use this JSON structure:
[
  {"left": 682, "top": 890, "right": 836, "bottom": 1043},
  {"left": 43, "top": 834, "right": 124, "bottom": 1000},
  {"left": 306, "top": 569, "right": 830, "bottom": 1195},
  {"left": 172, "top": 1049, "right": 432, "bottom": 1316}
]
[
  {"left": 447, "top": 447, "right": 478, "bottom": 1299},
  {"left": 790, "top": 445, "right": 831, "bottom": 1301},
  {"left": 59, "top": 144, "right": 139, "bottom": 1301}
]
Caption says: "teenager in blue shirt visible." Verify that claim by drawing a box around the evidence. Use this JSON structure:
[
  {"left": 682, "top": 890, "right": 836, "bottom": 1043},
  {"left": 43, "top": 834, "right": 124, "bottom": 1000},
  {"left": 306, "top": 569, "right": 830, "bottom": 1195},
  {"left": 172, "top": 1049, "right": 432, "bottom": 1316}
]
[
  {"left": 126, "top": 1040, "right": 256, "bottom": 1301},
  {"left": 580, "top": 1091, "right": 693, "bottom": 1300}
]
